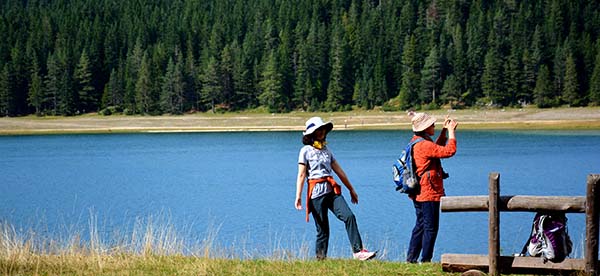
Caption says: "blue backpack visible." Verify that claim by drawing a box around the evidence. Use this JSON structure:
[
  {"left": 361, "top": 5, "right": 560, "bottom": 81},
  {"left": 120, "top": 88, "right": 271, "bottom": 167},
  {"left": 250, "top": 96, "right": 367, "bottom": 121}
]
[{"left": 392, "top": 138, "right": 424, "bottom": 194}]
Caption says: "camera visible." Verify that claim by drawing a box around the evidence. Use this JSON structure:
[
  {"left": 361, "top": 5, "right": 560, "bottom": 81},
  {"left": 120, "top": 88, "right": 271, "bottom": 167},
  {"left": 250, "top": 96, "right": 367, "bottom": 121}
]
[{"left": 442, "top": 171, "right": 449, "bottom": 179}]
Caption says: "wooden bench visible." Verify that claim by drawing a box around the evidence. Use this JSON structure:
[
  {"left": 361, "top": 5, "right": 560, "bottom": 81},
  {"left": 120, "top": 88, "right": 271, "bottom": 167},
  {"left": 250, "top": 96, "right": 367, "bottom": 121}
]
[{"left": 440, "top": 173, "right": 600, "bottom": 276}]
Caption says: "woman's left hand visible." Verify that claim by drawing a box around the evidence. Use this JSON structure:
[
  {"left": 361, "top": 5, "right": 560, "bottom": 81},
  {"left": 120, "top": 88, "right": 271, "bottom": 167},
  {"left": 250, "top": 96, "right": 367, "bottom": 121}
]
[{"left": 349, "top": 189, "right": 359, "bottom": 204}]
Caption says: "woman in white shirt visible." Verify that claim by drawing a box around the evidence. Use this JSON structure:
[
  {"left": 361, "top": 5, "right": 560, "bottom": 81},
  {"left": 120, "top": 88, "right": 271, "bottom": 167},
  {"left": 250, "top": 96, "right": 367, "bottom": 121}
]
[{"left": 294, "top": 117, "right": 376, "bottom": 261}]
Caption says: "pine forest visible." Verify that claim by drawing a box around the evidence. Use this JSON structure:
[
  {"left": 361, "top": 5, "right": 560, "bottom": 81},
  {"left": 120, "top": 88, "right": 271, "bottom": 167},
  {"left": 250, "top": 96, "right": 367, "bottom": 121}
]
[{"left": 1, "top": 0, "right": 600, "bottom": 116}]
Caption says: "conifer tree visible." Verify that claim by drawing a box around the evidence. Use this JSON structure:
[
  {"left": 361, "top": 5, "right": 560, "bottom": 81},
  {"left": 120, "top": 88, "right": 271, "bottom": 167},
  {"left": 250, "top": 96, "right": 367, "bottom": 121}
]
[
  {"left": 56, "top": 58, "right": 75, "bottom": 115},
  {"left": 238, "top": 28, "right": 260, "bottom": 109},
  {"left": 505, "top": 45, "right": 523, "bottom": 106},
  {"left": 9, "top": 42, "right": 29, "bottom": 115},
  {"left": 353, "top": 65, "right": 371, "bottom": 109},
  {"left": 0, "top": 64, "right": 9, "bottom": 116},
  {"left": 562, "top": 53, "right": 580, "bottom": 106},
  {"left": 258, "top": 51, "right": 283, "bottom": 112},
  {"left": 220, "top": 44, "right": 235, "bottom": 111},
  {"left": 482, "top": 47, "right": 505, "bottom": 106},
  {"left": 441, "top": 74, "right": 462, "bottom": 107},
  {"left": 135, "top": 53, "right": 152, "bottom": 114},
  {"left": 534, "top": 65, "right": 555, "bottom": 108},
  {"left": 184, "top": 38, "right": 199, "bottom": 111},
  {"left": 325, "top": 23, "right": 351, "bottom": 111},
  {"left": 531, "top": 26, "right": 546, "bottom": 71},
  {"left": 44, "top": 53, "right": 59, "bottom": 115},
  {"left": 552, "top": 44, "right": 565, "bottom": 99},
  {"left": 75, "top": 50, "right": 95, "bottom": 113},
  {"left": 200, "top": 56, "right": 222, "bottom": 113},
  {"left": 314, "top": 21, "right": 330, "bottom": 107},
  {"left": 398, "top": 35, "right": 420, "bottom": 109},
  {"left": 160, "top": 58, "right": 178, "bottom": 114},
  {"left": 451, "top": 25, "right": 467, "bottom": 97},
  {"left": 465, "top": 0, "right": 487, "bottom": 103},
  {"left": 27, "top": 59, "right": 43, "bottom": 115},
  {"left": 125, "top": 38, "right": 144, "bottom": 113},
  {"left": 233, "top": 39, "right": 255, "bottom": 110},
  {"left": 150, "top": 43, "right": 169, "bottom": 114},
  {"left": 101, "top": 68, "right": 123, "bottom": 110},
  {"left": 420, "top": 46, "right": 441, "bottom": 105},
  {"left": 371, "top": 55, "right": 388, "bottom": 107},
  {"left": 277, "top": 30, "right": 294, "bottom": 112},
  {"left": 590, "top": 47, "right": 600, "bottom": 105},
  {"left": 581, "top": 34, "right": 595, "bottom": 94},
  {"left": 173, "top": 54, "right": 186, "bottom": 113},
  {"left": 103, "top": 24, "right": 119, "bottom": 78},
  {"left": 547, "top": 0, "right": 565, "bottom": 49},
  {"left": 520, "top": 49, "right": 536, "bottom": 105},
  {"left": 293, "top": 39, "right": 311, "bottom": 111}
]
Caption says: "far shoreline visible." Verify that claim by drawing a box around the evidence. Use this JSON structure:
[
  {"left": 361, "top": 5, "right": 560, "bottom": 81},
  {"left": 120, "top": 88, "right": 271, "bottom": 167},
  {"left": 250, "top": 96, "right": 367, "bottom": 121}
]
[{"left": 1, "top": 106, "right": 599, "bottom": 135}]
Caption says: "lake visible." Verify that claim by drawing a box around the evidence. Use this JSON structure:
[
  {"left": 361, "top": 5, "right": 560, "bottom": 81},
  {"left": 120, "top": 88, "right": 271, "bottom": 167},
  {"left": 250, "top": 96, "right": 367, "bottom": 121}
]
[{"left": 1, "top": 130, "right": 599, "bottom": 261}]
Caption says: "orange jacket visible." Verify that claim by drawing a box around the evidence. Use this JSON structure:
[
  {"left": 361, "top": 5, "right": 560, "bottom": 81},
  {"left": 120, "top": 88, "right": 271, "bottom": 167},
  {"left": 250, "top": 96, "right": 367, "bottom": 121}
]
[
  {"left": 410, "top": 134, "right": 456, "bottom": 202},
  {"left": 305, "top": 176, "right": 342, "bottom": 222}
]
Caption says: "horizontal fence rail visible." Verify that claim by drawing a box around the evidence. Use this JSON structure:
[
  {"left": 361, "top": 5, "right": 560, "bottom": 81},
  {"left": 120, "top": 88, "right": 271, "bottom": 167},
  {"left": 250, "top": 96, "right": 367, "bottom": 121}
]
[{"left": 441, "top": 195, "right": 585, "bottom": 213}]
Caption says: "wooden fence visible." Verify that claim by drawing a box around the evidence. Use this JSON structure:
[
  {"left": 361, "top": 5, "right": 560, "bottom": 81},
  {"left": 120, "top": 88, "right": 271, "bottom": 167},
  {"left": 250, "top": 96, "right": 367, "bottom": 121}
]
[{"left": 440, "top": 173, "right": 600, "bottom": 276}]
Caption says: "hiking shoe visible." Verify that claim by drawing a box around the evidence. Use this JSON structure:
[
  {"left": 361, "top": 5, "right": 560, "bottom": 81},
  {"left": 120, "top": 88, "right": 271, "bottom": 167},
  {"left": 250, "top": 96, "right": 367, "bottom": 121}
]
[{"left": 353, "top": 249, "right": 376, "bottom": 261}]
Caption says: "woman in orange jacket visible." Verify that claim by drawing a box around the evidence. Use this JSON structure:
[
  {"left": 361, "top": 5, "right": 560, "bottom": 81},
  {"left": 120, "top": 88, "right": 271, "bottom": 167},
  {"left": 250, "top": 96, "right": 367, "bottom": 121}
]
[{"left": 406, "top": 111, "right": 458, "bottom": 263}]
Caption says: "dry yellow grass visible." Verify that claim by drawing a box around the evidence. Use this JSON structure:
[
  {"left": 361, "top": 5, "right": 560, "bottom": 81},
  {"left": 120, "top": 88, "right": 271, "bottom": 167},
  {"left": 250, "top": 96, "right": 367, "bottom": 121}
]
[{"left": 0, "top": 218, "right": 461, "bottom": 276}]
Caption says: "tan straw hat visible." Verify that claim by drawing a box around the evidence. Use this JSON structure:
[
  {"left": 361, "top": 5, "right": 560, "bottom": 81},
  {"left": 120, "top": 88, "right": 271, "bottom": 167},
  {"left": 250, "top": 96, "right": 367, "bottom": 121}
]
[{"left": 409, "top": 111, "right": 436, "bottom": 132}]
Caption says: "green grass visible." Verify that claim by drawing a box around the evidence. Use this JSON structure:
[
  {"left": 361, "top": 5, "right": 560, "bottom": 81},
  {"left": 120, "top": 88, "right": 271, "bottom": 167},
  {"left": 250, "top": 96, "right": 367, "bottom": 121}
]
[{"left": 1, "top": 256, "right": 460, "bottom": 276}]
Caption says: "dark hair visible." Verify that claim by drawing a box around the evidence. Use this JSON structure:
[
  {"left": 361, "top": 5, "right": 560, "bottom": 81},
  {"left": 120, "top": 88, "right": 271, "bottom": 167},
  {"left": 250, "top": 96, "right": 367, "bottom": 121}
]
[
  {"left": 302, "top": 132, "right": 327, "bottom": 145},
  {"left": 302, "top": 135, "right": 314, "bottom": 145},
  {"left": 413, "top": 131, "right": 428, "bottom": 138}
]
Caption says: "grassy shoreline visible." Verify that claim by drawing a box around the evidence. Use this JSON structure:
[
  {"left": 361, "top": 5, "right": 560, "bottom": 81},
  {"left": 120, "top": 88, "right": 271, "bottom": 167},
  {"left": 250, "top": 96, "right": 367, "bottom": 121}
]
[
  {"left": 1, "top": 255, "right": 459, "bottom": 275},
  {"left": 0, "top": 217, "right": 459, "bottom": 276},
  {"left": 0, "top": 106, "right": 599, "bottom": 135}
]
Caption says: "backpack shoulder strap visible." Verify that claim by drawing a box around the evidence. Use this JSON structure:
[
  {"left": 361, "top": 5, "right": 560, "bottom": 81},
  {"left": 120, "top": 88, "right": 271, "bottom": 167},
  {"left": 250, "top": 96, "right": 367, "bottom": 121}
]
[
  {"left": 408, "top": 137, "right": 425, "bottom": 148},
  {"left": 520, "top": 213, "right": 543, "bottom": 256},
  {"left": 407, "top": 138, "right": 428, "bottom": 179},
  {"left": 520, "top": 217, "right": 538, "bottom": 256}
]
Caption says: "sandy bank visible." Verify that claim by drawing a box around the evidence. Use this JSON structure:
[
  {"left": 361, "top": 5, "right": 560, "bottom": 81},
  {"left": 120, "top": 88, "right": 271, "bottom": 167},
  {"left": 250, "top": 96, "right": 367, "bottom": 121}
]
[{"left": 0, "top": 107, "right": 599, "bottom": 135}]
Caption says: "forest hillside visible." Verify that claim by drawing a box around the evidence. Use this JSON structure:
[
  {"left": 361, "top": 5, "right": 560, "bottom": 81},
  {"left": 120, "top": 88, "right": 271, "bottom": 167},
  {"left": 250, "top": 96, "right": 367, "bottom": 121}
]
[{"left": 1, "top": 0, "right": 599, "bottom": 116}]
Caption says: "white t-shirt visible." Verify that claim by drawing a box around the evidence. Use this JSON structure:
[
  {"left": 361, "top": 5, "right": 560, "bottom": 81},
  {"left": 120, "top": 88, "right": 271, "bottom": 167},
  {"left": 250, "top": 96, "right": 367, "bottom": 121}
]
[{"left": 298, "top": 145, "right": 335, "bottom": 199}]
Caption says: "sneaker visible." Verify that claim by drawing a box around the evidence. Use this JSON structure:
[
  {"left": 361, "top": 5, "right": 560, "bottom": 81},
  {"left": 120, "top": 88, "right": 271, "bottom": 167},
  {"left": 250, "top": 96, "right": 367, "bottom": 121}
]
[{"left": 353, "top": 249, "right": 376, "bottom": 261}]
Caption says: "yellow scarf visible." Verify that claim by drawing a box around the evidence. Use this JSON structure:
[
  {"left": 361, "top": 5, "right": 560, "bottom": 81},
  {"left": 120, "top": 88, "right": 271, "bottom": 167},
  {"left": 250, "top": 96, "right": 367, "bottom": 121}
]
[{"left": 312, "top": 140, "right": 327, "bottom": 149}]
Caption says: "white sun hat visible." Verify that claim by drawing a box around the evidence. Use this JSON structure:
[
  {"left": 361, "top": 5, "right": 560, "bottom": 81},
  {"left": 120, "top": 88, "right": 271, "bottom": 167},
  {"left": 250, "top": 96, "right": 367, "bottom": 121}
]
[
  {"left": 409, "top": 111, "right": 436, "bottom": 132},
  {"left": 303, "top": 117, "right": 334, "bottom": 136}
]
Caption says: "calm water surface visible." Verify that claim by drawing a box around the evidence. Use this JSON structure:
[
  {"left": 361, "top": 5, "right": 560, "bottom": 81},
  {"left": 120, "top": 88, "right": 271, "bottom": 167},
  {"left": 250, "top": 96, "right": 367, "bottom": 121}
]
[{"left": 1, "top": 130, "right": 599, "bottom": 260}]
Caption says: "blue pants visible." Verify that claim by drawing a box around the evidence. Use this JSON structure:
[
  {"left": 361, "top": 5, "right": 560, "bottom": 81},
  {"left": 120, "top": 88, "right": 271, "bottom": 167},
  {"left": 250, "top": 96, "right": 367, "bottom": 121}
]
[
  {"left": 309, "top": 193, "right": 363, "bottom": 258},
  {"left": 407, "top": 201, "right": 440, "bottom": 263}
]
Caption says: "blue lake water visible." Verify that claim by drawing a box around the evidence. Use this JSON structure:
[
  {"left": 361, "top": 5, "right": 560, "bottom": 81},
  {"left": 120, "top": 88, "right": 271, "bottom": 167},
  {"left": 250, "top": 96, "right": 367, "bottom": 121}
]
[{"left": 1, "top": 130, "right": 599, "bottom": 261}]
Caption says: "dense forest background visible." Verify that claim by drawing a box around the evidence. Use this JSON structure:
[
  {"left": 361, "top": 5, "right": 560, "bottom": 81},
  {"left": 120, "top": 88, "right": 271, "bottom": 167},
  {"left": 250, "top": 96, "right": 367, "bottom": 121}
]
[{"left": 1, "top": 0, "right": 600, "bottom": 116}]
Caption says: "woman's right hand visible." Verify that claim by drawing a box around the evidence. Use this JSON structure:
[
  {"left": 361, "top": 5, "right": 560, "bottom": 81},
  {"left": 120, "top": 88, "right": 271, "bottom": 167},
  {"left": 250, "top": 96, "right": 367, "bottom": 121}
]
[
  {"left": 444, "top": 118, "right": 458, "bottom": 139},
  {"left": 444, "top": 118, "right": 458, "bottom": 130},
  {"left": 295, "top": 197, "right": 302, "bottom": 210}
]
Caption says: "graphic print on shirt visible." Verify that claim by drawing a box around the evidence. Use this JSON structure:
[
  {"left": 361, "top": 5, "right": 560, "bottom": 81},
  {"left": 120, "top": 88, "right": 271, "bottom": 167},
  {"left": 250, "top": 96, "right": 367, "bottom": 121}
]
[{"left": 309, "top": 150, "right": 330, "bottom": 173}]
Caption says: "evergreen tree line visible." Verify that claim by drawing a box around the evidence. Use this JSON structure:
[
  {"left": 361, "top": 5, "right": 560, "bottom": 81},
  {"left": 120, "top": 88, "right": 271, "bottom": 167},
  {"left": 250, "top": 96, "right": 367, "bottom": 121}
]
[{"left": 1, "top": 0, "right": 600, "bottom": 117}]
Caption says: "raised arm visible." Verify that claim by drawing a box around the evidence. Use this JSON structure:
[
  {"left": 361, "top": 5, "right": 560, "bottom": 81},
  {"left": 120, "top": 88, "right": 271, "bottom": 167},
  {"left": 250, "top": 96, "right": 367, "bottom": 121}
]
[{"left": 436, "top": 128, "right": 448, "bottom": 145}]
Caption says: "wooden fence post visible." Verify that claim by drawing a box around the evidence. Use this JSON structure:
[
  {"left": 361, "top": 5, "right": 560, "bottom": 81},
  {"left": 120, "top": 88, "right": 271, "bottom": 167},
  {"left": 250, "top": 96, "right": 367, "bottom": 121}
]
[
  {"left": 586, "top": 174, "right": 600, "bottom": 276},
  {"left": 489, "top": 172, "right": 500, "bottom": 276}
]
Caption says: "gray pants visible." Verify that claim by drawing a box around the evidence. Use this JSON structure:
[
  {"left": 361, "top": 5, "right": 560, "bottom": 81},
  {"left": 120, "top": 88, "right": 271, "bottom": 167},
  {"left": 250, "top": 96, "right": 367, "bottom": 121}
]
[{"left": 309, "top": 192, "right": 363, "bottom": 258}]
